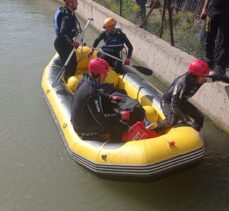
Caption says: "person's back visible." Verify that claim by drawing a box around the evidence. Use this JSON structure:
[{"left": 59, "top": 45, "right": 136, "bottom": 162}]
[
  {"left": 71, "top": 58, "right": 129, "bottom": 140},
  {"left": 71, "top": 74, "right": 99, "bottom": 133},
  {"left": 162, "top": 73, "right": 202, "bottom": 104}
]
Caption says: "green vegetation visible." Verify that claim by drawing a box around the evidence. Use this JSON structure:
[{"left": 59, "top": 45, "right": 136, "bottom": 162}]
[{"left": 94, "top": 0, "right": 205, "bottom": 58}]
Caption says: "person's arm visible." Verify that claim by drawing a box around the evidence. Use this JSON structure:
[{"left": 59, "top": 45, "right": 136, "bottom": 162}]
[
  {"left": 86, "top": 94, "right": 121, "bottom": 124},
  {"left": 206, "top": 75, "right": 229, "bottom": 83},
  {"left": 122, "top": 33, "right": 133, "bottom": 59},
  {"left": 200, "top": 0, "right": 210, "bottom": 19},
  {"left": 88, "top": 32, "right": 106, "bottom": 57}
]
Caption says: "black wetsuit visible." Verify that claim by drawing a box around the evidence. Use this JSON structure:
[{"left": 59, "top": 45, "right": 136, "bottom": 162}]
[
  {"left": 54, "top": 6, "right": 80, "bottom": 77},
  {"left": 205, "top": 0, "right": 229, "bottom": 74},
  {"left": 157, "top": 73, "right": 229, "bottom": 131},
  {"left": 71, "top": 74, "right": 128, "bottom": 140},
  {"left": 92, "top": 28, "right": 133, "bottom": 73}
]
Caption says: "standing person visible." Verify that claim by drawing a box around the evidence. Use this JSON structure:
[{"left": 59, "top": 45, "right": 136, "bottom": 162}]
[
  {"left": 54, "top": 0, "right": 80, "bottom": 78},
  {"left": 200, "top": 0, "right": 229, "bottom": 75},
  {"left": 88, "top": 17, "right": 133, "bottom": 73},
  {"left": 151, "top": 60, "right": 229, "bottom": 131},
  {"left": 135, "top": 0, "right": 147, "bottom": 21},
  {"left": 71, "top": 58, "right": 130, "bottom": 141}
]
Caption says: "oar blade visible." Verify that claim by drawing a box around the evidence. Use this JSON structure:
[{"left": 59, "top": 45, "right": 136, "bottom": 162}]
[{"left": 132, "top": 65, "right": 153, "bottom": 76}]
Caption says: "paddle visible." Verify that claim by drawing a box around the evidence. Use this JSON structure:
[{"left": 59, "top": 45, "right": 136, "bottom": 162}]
[
  {"left": 89, "top": 46, "right": 153, "bottom": 76},
  {"left": 52, "top": 18, "right": 93, "bottom": 87}
]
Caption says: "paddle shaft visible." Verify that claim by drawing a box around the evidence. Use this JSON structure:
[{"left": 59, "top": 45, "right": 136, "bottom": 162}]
[{"left": 89, "top": 46, "right": 153, "bottom": 75}]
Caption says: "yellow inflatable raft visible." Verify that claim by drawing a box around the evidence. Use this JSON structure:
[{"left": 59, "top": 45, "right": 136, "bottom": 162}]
[{"left": 41, "top": 46, "right": 205, "bottom": 179}]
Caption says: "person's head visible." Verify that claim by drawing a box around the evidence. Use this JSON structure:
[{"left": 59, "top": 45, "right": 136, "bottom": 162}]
[
  {"left": 103, "top": 17, "right": 116, "bottom": 33},
  {"left": 63, "top": 0, "right": 78, "bottom": 12},
  {"left": 88, "top": 58, "right": 109, "bottom": 83},
  {"left": 187, "top": 59, "right": 209, "bottom": 84}
]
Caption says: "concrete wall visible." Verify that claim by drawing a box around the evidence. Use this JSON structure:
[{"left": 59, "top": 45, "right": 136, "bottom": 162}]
[{"left": 59, "top": 0, "right": 229, "bottom": 133}]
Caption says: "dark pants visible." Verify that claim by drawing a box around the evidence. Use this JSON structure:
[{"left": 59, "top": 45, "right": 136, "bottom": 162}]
[
  {"left": 54, "top": 37, "right": 77, "bottom": 77},
  {"left": 136, "top": 0, "right": 147, "bottom": 20},
  {"left": 157, "top": 100, "right": 204, "bottom": 131},
  {"left": 76, "top": 121, "right": 128, "bottom": 141},
  {"left": 205, "top": 12, "right": 229, "bottom": 72}
]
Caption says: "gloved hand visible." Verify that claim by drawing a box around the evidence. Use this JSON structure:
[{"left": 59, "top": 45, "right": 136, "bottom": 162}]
[
  {"left": 124, "top": 58, "right": 130, "bottom": 65},
  {"left": 110, "top": 95, "right": 122, "bottom": 101},
  {"left": 72, "top": 41, "right": 80, "bottom": 49},
  {"left": 88, "top": 50, "right": 94, "bottom": 58},
  {"left": 120, "top": 110, "right": 130, "bottom": 121},
  {"left": 208, "top": 74, "right": 229, "bottom": 83}
]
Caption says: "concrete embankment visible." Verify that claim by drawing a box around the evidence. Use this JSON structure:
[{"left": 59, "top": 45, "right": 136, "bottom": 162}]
[{"left": 58, "top": 0, "right": 229, "bottom": 134}]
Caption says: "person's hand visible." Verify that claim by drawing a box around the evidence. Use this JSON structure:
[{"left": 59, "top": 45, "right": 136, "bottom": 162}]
[
  {"left": 200, "top": 8, "right": 207, "bottom": 20},
  {"left": 88, "top": 50, "right": 94, "bottom": 58},
  {"left": 124, "top": 58, "right": 130, "bottom": 65},
  {"left": 110, "top": 95, "right": 122, "bottom": 101},
  {"left": 186, "top": 120, "right": 201, "bottom": 131},
  {"left": 72, "top": 41, "right": 80, "bottom": 49},
  {"left": 120, "top": 111, "right": 130, "bottom": 121}
]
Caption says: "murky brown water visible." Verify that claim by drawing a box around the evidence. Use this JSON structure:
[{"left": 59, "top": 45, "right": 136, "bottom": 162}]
[{"left": 0, "top": 0, "right": 228, "bottom": 210}]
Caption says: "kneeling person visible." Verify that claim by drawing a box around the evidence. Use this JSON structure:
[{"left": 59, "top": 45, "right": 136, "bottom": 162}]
[{"left": 71, "top": 58, "right": 129, "bottom": 140}]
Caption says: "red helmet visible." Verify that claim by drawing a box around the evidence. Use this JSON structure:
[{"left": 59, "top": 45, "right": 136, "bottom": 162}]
[
  {"left": 88, "top": 58, "right": 109, "bottom": 75},
  {"left": 188, "top": 59, "right": 209, "bottom": 77}
]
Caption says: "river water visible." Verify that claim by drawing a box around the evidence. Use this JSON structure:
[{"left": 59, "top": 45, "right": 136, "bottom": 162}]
[{"left": 0, "top": 0, "right": 228, "bottom": 210}]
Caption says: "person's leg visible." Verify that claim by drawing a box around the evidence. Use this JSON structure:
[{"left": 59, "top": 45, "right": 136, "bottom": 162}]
[
  {"left": 139, "top": 2, "right": 146, "bottom": 20},
  {"left": 156, "top": 101, "right": 177, "bottom": 130},
  {"left": 205, "top": 14, "right": 219, "bottom": 69},
  {"left": 214, "top": 12, "right": 229, "bottom": 75},
  {"left": 108, "top": 121, "right": 129, "bottom": 141},
  {"left": 54, "top": 38, "right": 77, "bottom": 77},
  {"left": 182, "top": 102, "right": 204, "bottom": 131}
]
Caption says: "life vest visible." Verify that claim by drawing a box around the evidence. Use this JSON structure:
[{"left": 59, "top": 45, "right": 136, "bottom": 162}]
[
  {"left": 101, "top": 28, "right": 124, "bottom": 54},
  {"left": 54, "top": 6, "right": 78, "bottom": 38}
]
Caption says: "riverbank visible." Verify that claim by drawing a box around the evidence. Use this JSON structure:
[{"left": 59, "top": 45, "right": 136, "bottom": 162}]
[{"left": 59, "top": 0, "right": 229, "bottom": 134}]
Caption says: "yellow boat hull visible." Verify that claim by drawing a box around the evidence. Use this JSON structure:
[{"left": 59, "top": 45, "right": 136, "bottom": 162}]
[{"left": 41, "top": 46, "right": 205, "bottom": 179}]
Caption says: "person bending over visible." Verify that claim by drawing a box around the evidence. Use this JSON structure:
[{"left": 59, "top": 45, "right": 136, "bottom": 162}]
[
  {"left": 152, "top": 59, "right": 229, "bottom": 131},
  {"left": 71, "top": 58, "right": 130, "bottom": 141}
]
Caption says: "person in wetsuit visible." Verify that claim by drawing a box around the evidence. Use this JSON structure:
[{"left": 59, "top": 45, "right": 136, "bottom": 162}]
[
  {"left": 152, "top": 59, "right": 229, "bottom": 131},
  {"left": 71, "top": 58, "right": 130, "bottom": 141},
  {"left": 54, "top": 0, "right": 80, "bottom": 78},
  {"left": 88, "top": 17, "right": 133, "bottom": 73},
  {"left": 200, "top": 0, "right": 229, "bottom": 75}
]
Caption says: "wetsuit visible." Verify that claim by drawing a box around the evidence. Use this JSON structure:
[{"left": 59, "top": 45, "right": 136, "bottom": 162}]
[
  {"left": 205, "top": 0, "right": 229, "bottom": 74},
  {"left": 71, "top": 74, "right": 128, "bottom": 140},
  {"left": 92, "top": 28, "right": 133, "bottom": 73},
  {"left": 54, "top": 6, "right": 80, "bottom": 77},
  {"left": 157, "top": 73, "right": 229, "bottom": 131}
]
